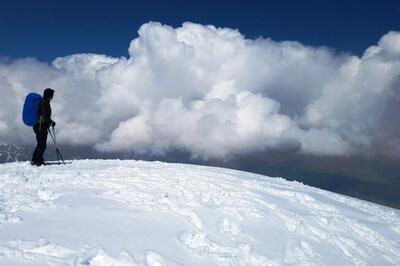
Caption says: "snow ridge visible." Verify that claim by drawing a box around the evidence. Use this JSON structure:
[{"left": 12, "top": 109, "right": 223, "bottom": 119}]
[{"left": 0, "top": 160, "right": 399, "bottom": 265}]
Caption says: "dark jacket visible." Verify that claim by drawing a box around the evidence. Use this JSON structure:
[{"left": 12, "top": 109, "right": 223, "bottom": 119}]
[{"left": 38, "top": 98, "right": 54, "bottom": 128}]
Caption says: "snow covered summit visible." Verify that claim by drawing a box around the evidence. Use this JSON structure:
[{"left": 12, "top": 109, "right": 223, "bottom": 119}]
[{"left": 0, "top": 160, "right": 399, "bottom": 265}]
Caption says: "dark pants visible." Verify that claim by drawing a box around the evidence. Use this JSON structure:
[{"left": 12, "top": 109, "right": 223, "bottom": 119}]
[{"left": 32, "top": 123, "right": 48, "bottom": 164}]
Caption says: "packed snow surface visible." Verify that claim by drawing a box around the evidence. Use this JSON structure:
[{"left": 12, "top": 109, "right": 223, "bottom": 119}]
[{"left": 0, "top": 160, "right": 399, "bottom": 266}]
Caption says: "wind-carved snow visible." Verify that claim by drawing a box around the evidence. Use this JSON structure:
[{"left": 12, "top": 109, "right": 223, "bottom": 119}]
[{"left": 0, "top": 160, "right": 399, "bottom": 265}]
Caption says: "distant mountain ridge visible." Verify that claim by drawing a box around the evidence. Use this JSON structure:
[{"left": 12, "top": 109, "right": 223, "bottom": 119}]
[{"left": 0, "top": 144, "right": 30, "bottom": 163}]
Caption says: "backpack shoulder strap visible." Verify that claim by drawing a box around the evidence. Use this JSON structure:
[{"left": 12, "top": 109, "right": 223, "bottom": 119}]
[
  {"left": 41, "top": 100, "right": 45, "bottom": 118},
  {"left": 39, "top": 99, "right": 46, "bottom": 130}
]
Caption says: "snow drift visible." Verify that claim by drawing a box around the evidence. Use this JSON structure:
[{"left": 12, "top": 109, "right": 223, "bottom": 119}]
[{"left": 0, "top": 160, "right": 399, "bottom": 265}]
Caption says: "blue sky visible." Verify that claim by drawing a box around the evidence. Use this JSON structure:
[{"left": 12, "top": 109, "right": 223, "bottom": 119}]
[{"left": 0, "top": 0, "right": 399, "bottom": 62}]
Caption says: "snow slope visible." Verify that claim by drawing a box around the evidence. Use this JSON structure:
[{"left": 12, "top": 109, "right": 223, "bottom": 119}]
[{"left": 0, "top": 160, "right": 399, "bottom": 266}]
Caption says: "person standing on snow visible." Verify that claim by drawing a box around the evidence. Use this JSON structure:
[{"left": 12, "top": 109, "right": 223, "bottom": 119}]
[{"left": 31, "top": 88, "right": 56, "bottom": 166}]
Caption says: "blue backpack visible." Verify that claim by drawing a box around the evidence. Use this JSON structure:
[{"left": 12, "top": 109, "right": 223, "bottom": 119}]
[{"left": 22, "top": 93, "right": 42, "bottom": 126}]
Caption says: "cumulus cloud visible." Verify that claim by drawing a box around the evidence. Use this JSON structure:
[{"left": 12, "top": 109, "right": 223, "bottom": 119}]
[{"left": 0, "top": 22, "right": 399, "bottom": 159}]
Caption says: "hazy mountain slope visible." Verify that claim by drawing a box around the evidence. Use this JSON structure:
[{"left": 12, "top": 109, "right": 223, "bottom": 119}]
[{"left": 0, "top": 145, "right": 30, "bottom": 163}]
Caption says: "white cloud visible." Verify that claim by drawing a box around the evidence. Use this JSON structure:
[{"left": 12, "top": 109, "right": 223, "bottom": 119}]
[{"left": 0, "top": 22, "right": 399, "bottom": 159}]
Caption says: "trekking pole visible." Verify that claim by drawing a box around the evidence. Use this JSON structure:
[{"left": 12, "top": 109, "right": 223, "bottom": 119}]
[
  {"left": 48, "top": 128, "right": 60, "bottom": 164},
  {"left": 52, "top": 126, "right": 65, "bottom": 164},
  {"left": 48, "top": 127, "right": 65, "bottom": 164}
]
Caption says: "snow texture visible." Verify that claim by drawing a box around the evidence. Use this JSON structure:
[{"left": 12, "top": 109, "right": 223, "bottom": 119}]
[{"left": 0, "top": 160, "right": 399, "bottom": 265}]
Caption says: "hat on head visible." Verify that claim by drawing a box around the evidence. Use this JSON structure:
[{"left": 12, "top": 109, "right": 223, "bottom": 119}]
[{"left": 43, "top": 88, "right": 54, "bottom": 99}]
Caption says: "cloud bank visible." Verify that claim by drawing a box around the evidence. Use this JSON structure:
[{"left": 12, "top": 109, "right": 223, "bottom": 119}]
[{"left": 1, "top": 22, "right": 400, "bottom": 159}]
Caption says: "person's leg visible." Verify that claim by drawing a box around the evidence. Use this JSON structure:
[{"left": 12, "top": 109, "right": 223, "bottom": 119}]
[
  {"left": 35, "top": 126, "right": 48, "bottom": 165},
  {"left": 31, "top": 124, "right": 40, "bottom": 164}
]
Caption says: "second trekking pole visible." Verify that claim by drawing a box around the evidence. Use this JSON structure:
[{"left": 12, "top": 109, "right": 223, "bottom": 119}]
[{"left": 48, "top": 126, "right": 65, "bottom": 165}]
